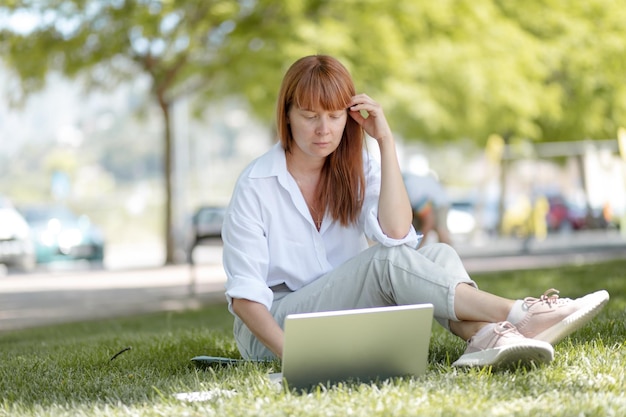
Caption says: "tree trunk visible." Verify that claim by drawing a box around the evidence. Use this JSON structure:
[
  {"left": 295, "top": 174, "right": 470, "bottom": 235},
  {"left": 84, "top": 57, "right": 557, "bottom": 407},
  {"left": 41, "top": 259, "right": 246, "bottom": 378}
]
[
  {"left": 158, "top": 95, "right": 176, "bottom": 265},
  {"left": 575, "top": 153, "right": 594, "bottom": 224}
]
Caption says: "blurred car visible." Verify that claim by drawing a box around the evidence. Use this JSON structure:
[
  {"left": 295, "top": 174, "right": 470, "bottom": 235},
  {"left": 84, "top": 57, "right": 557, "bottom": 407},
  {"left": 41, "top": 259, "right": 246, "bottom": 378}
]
[
  {"left": 190, "top": 205, "right": 226, "bottom": 241},
  {"left": 0, "top": 196, "right": 36, "bottom": 271},
  {"left": 447, "top": 200, "right": 476, "bottom": 235},
  {"left": 447, "top": 198, "right": 499, "bottom": 237},
  {"left": 545, "top": 195, "right": 587, "bottom": 232},
  {"left": 187, "top": 205, "right": 226, "bottom": 262},
  {"left": 18, "top": 205, "right": 105, "bottom": 264}
]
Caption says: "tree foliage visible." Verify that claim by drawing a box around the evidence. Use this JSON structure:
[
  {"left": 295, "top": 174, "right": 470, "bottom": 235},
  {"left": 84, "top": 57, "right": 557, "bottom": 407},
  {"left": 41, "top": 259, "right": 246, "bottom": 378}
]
[
  {"left": 1, "top": 0, "right": 309, "bottom": 263},
  {"left": 3, "top": 1, "right": 626, "bottom": 141},
  {"left": 2, "top": 0, "right": 626, "bottom": 262},
  {"left": 496, "top": 0, "right": 626, "bottom": 141}
]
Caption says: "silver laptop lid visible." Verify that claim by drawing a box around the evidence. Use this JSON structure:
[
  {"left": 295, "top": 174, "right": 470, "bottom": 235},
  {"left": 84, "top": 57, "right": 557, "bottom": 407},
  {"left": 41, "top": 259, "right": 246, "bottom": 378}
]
[{"left": 281, "top": 304, "right": 434, "bottom": 390}]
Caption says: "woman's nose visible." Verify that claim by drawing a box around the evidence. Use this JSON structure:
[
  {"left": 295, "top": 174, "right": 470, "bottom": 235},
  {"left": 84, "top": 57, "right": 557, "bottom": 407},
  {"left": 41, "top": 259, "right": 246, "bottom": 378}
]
[{"left": 315, "top": 116, "right": 330, "bottom": 135}]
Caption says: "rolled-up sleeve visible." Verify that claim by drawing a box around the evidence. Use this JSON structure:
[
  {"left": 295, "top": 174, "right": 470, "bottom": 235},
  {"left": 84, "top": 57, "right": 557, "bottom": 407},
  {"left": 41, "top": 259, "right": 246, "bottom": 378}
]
[
  {"left": 363, "top": 203, "right": 421, "bottom": 248},
  {"left": 222, "top": 179, "right": 274, "bottom": 313}
]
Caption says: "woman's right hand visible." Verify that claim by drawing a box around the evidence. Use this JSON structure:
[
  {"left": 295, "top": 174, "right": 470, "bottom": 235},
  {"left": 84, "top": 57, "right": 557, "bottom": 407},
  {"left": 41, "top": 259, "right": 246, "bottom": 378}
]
[{"left": 348, "top": 94, "right": 393, "bottom": 144}]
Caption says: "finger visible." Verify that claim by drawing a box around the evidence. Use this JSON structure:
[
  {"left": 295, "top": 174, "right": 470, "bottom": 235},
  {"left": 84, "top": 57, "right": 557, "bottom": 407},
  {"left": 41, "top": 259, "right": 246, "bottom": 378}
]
[
  {"left": 350, "top": 93, "right": 369, "bottom": 103},
  {"left": 349, "top": 94, "right": 373, "bottom": 108},
  {"left": 349, "top": 106, "right": 370, "bottom": 121},
  {"left": 350, "top": 102, "right": 380, "bottom": 118},
  {"left": 348, "top": 109, "right": 366, "bottom": 125},
  {"left": 348, "top": 102, "right": 367, "bottom": 112}
]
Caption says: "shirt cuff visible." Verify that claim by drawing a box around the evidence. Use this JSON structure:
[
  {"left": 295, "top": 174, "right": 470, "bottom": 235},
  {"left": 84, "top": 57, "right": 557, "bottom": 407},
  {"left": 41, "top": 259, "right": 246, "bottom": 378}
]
[
  {"left": 364, "top": 205, "right": 422, "bottom": 249},
  {"left": 225, "top": 276, "right": 274, "bottom": 314}
]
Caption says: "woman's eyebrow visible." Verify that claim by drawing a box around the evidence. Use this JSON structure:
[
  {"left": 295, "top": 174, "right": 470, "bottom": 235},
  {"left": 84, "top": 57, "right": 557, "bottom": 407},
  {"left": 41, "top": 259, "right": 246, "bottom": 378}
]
[{"left": 298, "top": 107, "right": 345, "bottom": 113}]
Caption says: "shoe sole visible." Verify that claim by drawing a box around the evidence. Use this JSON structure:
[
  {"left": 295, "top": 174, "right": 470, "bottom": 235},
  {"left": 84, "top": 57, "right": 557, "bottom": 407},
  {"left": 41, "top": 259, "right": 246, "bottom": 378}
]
[
  {"left": 452, "top": 341, "right": 554, "bottom": 367},
  {"left": 533, "top": 290, "right": 610, "bottom": 345}
]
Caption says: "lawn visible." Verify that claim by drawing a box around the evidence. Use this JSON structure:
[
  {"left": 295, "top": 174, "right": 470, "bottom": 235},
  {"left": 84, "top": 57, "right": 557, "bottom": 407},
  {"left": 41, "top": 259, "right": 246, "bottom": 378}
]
[{"left": 1, "top": 259, "right": 625, "bottom": 417}]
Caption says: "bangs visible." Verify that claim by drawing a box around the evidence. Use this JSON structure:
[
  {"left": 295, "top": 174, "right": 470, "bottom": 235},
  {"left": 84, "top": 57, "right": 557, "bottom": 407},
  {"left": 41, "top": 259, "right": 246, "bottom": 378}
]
[{"left": 292, "top": 66, "right": 354, "bottom": 111}]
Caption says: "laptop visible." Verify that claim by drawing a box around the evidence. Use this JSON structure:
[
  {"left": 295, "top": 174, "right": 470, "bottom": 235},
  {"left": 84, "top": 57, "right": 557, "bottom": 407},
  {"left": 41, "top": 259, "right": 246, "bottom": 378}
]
[{"left": 275, "top": 303, "right": 434, "bottom": 390}]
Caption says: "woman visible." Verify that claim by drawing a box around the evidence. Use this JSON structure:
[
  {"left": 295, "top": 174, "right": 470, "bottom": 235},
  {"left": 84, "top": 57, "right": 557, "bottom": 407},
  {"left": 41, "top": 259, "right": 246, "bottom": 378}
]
[{"left": 222, "top": 55, "right": 609, "bottom": 367}]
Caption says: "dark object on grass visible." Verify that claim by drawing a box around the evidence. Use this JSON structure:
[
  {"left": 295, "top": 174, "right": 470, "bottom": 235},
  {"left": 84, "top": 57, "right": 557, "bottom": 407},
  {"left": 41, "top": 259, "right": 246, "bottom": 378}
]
[
  {"left": 110, "top": 346, "right": 132, "bottom": 361},
  {"left": 191, "top": 355, "right": 263, "bottom": 369}
]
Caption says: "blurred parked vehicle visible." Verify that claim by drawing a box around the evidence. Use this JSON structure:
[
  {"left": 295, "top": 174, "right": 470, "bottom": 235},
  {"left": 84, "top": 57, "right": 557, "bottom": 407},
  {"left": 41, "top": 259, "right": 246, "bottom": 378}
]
[
  {"left": 18, "top": 205, "right": 105, "bottom": 265},
  {"left": 545, "top": 194, "right": 587, "bottom": 232},
  {"left": 501, "top": 192, "right": 605, "bottom": 237},
  {"left": 187, "top": 205, "right": 226, "bottom": 262},
  {"left": 447, "top": 200, "right": 476, "bottom": 236},
  {"left": 0, "top": 196, "right": 36, "bottom": 271},
  {"left": 447, "top": 198, "right": 499, "bottom": 237}
]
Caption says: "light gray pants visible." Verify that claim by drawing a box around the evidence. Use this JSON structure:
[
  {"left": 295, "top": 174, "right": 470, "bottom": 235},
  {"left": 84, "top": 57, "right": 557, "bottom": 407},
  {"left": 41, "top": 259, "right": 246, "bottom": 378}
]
[{"left": 234, "top": 243, "right": 477, "bottom": 360}]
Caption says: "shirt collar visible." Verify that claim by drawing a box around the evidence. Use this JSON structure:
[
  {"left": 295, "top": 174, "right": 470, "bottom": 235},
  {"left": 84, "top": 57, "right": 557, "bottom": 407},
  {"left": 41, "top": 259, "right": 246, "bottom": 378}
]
[
  {"left": 249, "top": 142, "right": 297, "bottom": 194},
  {"left": 249, "top": 142, "right": 285, "bottom": 178}
]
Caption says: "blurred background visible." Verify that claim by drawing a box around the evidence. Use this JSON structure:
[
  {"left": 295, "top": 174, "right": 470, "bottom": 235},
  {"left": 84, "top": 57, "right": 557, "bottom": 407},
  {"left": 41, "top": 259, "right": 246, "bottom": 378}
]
[{"left": 1, "top": 0, "right": 625, "bottom": 275}]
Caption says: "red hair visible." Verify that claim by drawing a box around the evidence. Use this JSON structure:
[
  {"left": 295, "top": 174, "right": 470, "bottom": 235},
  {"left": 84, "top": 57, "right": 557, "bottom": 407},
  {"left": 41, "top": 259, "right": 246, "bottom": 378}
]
[{"left": 276, "top": 55, "right": 365, "bottom": 226}]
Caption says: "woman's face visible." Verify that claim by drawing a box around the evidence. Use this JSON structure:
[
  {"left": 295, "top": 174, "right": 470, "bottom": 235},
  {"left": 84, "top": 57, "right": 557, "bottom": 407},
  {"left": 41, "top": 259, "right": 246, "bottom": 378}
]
[{"left": 287, "top": 105, "right": 347, "bottom": 160}]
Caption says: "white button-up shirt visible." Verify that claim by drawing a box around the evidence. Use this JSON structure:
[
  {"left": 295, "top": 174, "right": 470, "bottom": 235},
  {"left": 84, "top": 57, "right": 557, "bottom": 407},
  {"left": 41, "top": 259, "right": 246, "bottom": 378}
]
[{"left": 222, "top": 143, "right": 420, "bottom": 312}]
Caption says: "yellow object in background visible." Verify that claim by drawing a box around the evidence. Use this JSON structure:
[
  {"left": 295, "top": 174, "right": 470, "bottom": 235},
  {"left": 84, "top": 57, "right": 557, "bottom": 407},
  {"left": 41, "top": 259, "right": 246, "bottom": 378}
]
[
  {"left": 485, "top": 134, "right": 505, "bottom": 165},
  {"left": 532, "top": 196, "right": 550, "bottom": 241}
]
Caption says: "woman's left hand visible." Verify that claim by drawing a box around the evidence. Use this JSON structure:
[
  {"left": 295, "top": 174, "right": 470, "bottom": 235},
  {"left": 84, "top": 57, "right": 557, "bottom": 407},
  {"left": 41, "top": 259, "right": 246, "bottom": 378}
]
[{"left": 348, "top": 94, "right": 393, "bottom": 144}]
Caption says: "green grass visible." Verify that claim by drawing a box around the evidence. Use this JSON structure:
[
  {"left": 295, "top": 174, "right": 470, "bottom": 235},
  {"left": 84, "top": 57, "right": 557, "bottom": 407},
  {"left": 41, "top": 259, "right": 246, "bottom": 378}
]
[{"left": 1, "top": 259, "right": 625, "bottom": 416}]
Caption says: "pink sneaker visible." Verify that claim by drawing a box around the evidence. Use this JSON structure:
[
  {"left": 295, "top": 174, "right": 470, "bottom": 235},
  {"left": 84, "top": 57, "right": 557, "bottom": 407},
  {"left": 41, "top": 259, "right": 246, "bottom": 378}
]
[
  {"left": 515, "top": 289, "right": 610, "bottom": 345},
  {"left": 452, "top": 322, "right": 554, "bottom": 367}
]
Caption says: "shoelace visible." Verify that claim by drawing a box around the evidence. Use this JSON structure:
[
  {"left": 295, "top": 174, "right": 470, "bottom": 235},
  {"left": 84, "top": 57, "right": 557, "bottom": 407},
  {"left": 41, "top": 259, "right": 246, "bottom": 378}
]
[
  {"left": 468, "top": 321, "right": 518, "bottom": 346},
  {"left": 494, "top": 321, "right": 518, "bottom": 336},
  {"left": 524, "top": 288, "right": 562, "bottom": 307}
]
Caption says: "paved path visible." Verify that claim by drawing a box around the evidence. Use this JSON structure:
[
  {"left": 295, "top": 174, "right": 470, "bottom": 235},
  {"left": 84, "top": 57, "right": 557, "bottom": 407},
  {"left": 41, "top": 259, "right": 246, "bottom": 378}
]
[
  {"left": 1, "top": 230, "right": 625, "bottom": 332},
  {"left": 456, "top": 229, "right": 626, "bottom": 272},
  {"left": 0, "top": 264, "right": 227, "bottom": 331}
]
